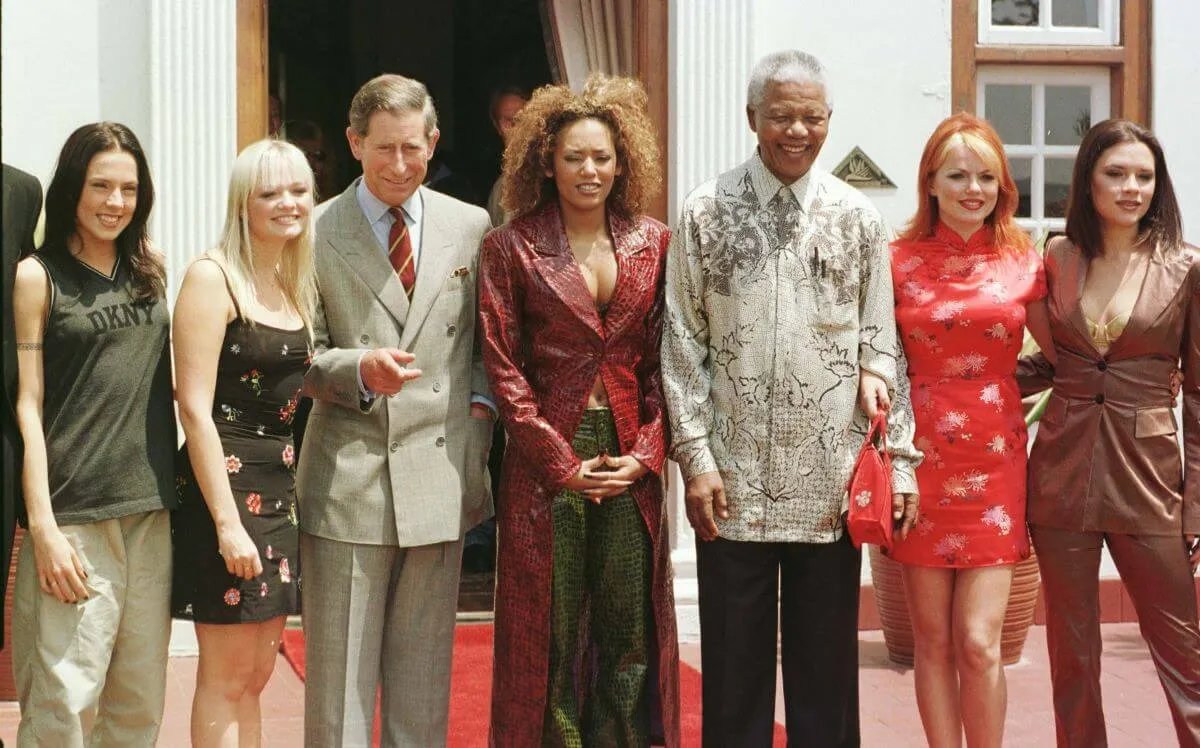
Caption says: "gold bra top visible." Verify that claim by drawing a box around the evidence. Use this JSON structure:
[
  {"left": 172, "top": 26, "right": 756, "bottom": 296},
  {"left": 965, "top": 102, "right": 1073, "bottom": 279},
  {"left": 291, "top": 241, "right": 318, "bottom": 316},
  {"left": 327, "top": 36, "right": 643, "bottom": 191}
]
[{"left": 1085, "top": 310, "right": 1132, "bottom": 350}]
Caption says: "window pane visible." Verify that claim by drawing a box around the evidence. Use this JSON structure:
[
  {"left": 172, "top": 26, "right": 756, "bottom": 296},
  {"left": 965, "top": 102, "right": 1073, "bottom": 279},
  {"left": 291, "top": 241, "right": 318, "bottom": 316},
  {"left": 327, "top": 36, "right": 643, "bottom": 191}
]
[
  {"left": 992, "top": 0, "right": 1039, "bottom": 26},
  {"left": 1044, "top": 158, "right": 1074, "bottom": 218},
  {"left": 985, "top": 84, "right": 1033, "bottom": 145},
  {"left": 1045, "top": 86, "right": 1092, "bottom": 146},
  {"left": 1010, "top": 157, "right": 1033, "bottom": 218},
  {"left": 1052, "top": 0, "right": 1100, "bottom": 28}
]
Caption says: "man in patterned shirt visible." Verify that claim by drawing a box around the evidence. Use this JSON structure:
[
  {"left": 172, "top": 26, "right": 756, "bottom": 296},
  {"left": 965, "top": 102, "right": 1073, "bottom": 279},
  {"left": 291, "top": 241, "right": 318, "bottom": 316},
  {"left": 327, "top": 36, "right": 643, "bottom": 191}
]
[{"left": 662, "top": 49, "right": 921, "bottom": 746}]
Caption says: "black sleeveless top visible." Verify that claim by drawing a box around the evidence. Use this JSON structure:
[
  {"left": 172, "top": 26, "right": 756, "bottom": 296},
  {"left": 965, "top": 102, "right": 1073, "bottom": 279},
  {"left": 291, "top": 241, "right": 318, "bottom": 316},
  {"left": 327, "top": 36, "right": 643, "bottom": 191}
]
[{"left": 26, "top": 251, "right": 177, "bottom": 525}]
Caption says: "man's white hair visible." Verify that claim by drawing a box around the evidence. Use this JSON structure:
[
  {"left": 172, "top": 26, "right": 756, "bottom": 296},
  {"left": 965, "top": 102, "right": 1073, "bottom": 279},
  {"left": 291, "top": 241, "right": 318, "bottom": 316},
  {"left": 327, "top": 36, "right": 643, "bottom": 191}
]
[{"left": 746, "top": 50, "right": 832, "bottom": 110}]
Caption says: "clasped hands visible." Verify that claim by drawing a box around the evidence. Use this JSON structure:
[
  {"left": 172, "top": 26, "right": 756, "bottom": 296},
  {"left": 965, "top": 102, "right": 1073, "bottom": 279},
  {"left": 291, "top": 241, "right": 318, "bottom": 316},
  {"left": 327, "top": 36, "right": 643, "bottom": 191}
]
[{"left": 564, "top": 454, "right": 647, "bottom": 503}]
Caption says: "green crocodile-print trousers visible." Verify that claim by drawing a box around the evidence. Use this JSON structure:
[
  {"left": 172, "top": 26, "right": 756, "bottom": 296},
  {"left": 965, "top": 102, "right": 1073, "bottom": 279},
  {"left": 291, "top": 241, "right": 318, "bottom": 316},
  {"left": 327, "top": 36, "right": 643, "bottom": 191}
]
[{"left": 544, "top": 407, "right": 652, "bottom": 748}]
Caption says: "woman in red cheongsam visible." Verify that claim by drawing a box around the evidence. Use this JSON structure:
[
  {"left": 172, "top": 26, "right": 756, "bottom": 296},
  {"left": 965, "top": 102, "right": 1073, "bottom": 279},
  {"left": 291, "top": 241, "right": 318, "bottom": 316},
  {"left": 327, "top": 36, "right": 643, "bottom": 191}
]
[
  {"left": 478, "top": 75, "right": 679, "bottom": 747},
  {"left": 887, "top": 114, "right": 1054, "bottom": 748}
]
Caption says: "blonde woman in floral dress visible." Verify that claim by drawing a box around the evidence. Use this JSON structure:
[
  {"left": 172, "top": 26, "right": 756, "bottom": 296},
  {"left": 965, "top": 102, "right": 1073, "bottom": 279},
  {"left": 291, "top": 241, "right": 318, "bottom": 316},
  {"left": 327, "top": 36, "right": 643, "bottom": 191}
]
[
  {"left": 170, "top": 139, "right": 316, "bottom": 747},
  {"left": 885, "top": 113, "right": 1054, "bottom": 748}
]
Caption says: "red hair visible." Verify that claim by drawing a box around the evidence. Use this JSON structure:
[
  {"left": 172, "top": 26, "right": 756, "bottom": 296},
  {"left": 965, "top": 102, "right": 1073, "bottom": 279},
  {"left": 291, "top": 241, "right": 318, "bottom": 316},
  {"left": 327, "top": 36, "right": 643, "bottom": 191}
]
[{"left": 898, "top": 113, "right": 1030, "bottom": 251}]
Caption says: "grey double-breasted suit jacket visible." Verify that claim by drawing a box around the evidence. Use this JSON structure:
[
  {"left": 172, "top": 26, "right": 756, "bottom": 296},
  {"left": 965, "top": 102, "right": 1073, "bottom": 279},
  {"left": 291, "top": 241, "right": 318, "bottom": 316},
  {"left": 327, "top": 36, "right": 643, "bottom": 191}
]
[{"left": 296, "top": 181, "right": 493, "bottom": 548}]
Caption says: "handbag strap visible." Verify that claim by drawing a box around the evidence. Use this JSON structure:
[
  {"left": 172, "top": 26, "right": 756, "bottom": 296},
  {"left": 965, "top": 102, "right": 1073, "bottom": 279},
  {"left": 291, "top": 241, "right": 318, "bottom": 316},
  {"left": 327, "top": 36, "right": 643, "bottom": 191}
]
[{"left": 866, "top": 412, "right": 889, "bottom": 454}]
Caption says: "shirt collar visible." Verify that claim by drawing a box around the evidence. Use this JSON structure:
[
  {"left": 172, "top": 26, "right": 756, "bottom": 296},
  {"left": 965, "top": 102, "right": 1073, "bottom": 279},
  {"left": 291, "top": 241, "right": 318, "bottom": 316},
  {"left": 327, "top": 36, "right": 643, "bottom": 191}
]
[
  {"left": 355, "top": 178, "right": 424, "bottom": 227},
  {"left": 748, "top": 150, "right": 817, "bottom": 212}
]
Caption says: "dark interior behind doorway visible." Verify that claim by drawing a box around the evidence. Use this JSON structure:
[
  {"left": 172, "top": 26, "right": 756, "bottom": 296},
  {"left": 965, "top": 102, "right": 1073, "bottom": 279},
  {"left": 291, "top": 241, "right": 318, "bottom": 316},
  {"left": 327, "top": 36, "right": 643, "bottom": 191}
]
[{"left": 268, "top": 0, "right": 553, "bottom": 207}]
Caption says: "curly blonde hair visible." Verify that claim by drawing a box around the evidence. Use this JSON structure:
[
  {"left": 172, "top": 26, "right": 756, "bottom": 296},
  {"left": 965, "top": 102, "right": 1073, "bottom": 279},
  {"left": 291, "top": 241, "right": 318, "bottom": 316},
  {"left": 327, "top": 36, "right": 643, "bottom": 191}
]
[{"left": 500, "top": 74, "right": 661, "bottom": 220}]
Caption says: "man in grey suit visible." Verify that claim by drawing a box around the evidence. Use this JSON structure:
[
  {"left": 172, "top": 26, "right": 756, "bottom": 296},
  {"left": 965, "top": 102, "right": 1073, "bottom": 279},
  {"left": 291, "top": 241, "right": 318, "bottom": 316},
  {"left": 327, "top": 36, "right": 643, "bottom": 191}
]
[{"left": 297, "top": 74, "right": 494, "bottom": 747}]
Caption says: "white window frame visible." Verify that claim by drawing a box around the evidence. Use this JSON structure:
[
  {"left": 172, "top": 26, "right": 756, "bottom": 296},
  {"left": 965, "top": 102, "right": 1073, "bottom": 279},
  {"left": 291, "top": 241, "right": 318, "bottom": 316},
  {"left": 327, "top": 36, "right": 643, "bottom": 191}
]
[
  {"left": 979, "top": 0, "right": 1119, "bottom": 46},
  {"left": 977, "top": 66, "right": 1111, "bottom": 237}
]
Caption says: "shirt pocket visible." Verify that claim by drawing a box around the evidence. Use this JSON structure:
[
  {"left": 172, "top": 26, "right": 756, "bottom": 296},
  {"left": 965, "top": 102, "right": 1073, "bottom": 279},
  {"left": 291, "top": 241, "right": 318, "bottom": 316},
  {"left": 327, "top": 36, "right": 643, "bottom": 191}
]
[
  {"left": 812, "top": 246, "right": 859, "bottom": 331},
  {"left": 1134, "top": 406, "right": 1176, "bottom": 438}
]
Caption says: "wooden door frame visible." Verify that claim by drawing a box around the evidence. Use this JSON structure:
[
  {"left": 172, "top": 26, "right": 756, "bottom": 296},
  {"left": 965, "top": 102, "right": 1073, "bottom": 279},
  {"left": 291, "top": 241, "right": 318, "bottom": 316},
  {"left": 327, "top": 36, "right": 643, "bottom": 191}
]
[{"left": 236, "top": 0, "right": 671, "bottom": 221}]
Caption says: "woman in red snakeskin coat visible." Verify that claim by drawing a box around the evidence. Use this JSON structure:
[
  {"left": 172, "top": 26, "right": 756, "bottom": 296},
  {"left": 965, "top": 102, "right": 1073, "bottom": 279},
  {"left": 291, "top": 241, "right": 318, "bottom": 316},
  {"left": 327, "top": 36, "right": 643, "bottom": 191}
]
[{"left": 479, "top": 75, "right": 680, "bottom": 747}]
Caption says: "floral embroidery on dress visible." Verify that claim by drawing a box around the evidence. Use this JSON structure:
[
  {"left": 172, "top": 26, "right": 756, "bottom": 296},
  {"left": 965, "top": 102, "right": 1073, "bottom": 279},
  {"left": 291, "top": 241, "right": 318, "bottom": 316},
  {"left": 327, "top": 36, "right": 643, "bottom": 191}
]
[
  {"left": 240, "top": 369, "right": 264, "bottom": 396},
  {"left": 220, "top": 404, "right": 243, "bottom": 422},
  {"left": 943, "top": 470, "right": 989, "bottom": 499},
  {"left": 281, "top": 444, "right": 295, "bottom": 468},
  {"left": 981, "top": 505, "right": 1013, "bottom": 535},
  {"left": 979, "top": 383, "right": 1004, "bottom": 410},
  {"left": 229, "top": 343, "right": 241, "bottom": 355},
  {"left": 225, "top": 455, "right": 242, "bottom": 474},
  {"left": 987, "top": 434, "right": 1010, "bottom": 454},
  {"left": 279, "top": 393, "right": 299, "bottom": 424},
  {"left": 246, "top": 492, "right": 262, "bottom": 515},
  {"left": 224, "top": 588, "right": 242, "bottom": 606},
  {"left": 931, "top": 300, "right": 966, "bottom": 326},
  {"left": 933, "top": 533, "right": 969, "bottom": 564},
  {"left": 279, "top": 557, "right": 292, "bottom": 584},
  {"left": 265, "top": 545, "right": 274, "bottom": 560},
  {"left": 259, "top": 582, "right": 269, "bottom": 597},
  {"left": 280, "top": 344, "right": 289, "bottom": 357},
  {"left": 944, "top": 352, "right": 989, "bottom": 377}
]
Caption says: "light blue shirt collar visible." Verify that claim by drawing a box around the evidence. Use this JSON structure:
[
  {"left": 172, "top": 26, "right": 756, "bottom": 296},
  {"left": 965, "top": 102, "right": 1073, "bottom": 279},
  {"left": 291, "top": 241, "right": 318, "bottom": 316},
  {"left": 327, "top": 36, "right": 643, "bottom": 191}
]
[{"left": 355, "top": 178, "right": 424, "bottom": 256}]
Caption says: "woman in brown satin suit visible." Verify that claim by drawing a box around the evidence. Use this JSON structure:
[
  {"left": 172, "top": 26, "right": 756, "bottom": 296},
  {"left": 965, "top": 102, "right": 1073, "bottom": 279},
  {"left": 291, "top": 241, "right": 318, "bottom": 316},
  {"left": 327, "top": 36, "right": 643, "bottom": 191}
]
[
  {"left": 1020, "top": 119, "right": 1200, "bottom": 747},
  {"left": 478, "top": 75, "right": 680, "bottom": 747}
]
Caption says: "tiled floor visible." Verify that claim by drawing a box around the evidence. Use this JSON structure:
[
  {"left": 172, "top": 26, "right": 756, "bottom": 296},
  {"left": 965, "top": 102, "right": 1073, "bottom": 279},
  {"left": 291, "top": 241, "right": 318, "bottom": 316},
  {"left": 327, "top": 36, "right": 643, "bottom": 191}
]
[{"left": 0, "top": 623, "right": 1180, "bottom": 746}]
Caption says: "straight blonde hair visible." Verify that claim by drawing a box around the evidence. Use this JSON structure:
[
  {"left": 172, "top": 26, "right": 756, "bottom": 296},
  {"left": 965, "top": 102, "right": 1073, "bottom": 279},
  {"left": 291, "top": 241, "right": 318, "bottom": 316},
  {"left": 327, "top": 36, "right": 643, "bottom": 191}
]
[{"left": 211, "top": 139, "right": 318, "bottom": 338}]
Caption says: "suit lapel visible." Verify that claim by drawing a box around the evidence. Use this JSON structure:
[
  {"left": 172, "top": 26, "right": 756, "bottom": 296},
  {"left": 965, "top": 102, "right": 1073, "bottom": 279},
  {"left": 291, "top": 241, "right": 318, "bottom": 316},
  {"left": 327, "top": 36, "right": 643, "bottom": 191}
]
[
  {"left": 530, "top": 207, "right": 604, "bottom": 340},
  {"left": 1106, "top": 242, "right": 1187, "bottom": 358},
  {"left": 327, "top": 180, "right": 411, "bottom": 326},
  {"left": 399, "top": 188, "right": 456, "bottom": 350},
  {"left": 1056, "top": 243, "right": 1102, "bottom": 358},
  {"left": 601, "top": 213, "right": 651, "bottom": 337}
]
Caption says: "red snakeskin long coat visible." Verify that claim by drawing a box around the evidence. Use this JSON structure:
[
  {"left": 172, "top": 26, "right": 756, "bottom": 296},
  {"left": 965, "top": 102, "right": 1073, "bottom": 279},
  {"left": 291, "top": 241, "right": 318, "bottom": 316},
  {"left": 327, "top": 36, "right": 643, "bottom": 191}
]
[{"left": 479, "top": 204, "right": 680, "bottom": 747}]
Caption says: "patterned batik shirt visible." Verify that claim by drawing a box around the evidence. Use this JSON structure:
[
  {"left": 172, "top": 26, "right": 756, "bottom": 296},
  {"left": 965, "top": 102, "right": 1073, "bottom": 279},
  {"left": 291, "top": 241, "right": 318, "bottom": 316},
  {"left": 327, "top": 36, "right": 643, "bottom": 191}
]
[{"left": 662, "top": 153, "right": 922, "bottom": 543}]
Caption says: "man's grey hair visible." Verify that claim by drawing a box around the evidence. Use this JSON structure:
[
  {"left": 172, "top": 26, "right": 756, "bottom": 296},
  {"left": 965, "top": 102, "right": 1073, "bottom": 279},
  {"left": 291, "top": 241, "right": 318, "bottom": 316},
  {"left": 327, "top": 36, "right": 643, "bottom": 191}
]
[
  {"left": 348, "top": 74, "right": 438, "bottom": 137},
  {"left": 746, "top": 50, "right": 832, "bottom": 110}
]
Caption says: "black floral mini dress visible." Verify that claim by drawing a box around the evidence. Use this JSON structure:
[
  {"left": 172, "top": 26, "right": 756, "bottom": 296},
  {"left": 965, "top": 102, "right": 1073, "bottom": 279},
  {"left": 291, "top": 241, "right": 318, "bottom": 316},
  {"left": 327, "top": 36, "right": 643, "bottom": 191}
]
[{"left": 171, "top": 317, "right": 310, "bottom": 623}]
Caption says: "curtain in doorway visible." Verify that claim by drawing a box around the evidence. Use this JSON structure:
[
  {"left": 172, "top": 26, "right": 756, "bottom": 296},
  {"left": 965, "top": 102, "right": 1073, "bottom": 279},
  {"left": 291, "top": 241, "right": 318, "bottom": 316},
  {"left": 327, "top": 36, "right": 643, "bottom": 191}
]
[{"left": 541, "top": 0, "right": 635, "bottom": 88}]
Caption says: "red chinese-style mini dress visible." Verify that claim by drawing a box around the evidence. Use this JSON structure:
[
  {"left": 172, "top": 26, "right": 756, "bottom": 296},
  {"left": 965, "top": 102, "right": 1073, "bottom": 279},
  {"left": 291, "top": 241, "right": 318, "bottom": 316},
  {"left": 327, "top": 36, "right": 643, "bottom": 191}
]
[{"left": 888, "top": 223, "right": 1046, "bottom": 567}]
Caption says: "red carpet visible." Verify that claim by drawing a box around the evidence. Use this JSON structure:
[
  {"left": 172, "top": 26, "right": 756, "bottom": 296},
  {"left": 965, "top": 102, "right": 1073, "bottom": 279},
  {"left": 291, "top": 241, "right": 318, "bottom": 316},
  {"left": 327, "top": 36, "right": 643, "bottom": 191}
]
[{"left": 281, "top": 624, "right": 787, "bottom": 746}]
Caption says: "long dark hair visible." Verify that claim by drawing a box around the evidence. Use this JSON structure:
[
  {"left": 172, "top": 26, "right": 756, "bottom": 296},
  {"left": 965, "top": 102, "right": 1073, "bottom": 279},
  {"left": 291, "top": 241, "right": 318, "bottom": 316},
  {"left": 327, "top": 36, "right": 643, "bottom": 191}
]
[
  {"left": 41, "top": 122, "right": 165, "bottom": 299},
  {"left": 1065, "top": 119, "right": 1183, "bottom": 259}
]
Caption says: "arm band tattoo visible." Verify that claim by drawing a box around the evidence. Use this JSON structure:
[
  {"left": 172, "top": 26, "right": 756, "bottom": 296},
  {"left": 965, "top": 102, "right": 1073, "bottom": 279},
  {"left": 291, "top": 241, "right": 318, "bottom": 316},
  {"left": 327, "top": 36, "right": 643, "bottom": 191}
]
[{"left": 16, "top": 342, "right": 43, "bottom": 351}]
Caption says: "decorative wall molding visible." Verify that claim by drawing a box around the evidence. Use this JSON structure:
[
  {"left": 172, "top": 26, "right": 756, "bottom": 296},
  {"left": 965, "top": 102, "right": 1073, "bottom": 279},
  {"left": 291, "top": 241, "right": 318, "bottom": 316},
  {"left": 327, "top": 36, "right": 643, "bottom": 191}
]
[
  {"left": 149, "top": 0, "right": 238, "bottom": 298},
  {"left": 832, "top": 146, "right": 897, "bottom": 189}
]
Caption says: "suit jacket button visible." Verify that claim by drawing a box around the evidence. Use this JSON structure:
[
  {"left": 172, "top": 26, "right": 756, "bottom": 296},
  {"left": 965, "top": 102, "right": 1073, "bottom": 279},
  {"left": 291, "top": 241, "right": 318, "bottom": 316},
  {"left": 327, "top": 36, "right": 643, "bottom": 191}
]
[
  {"left": 447, "top": 324, "right": 457, "bottom": 335},
  {"left": 1097, "top": 360, "right": 1108, "bottom": 371},
  {"left": 390, "top": 441, "right": 399, "bottom": 452},
  {"left": 432, "top": 382, "right": 442, "bottom": 393},
  {"left": 435, "top": 436, "right": 446, "bottom": 447},
  {"left": 1094, "top": 394, "right": 1105, "bottom": 404},
  {"left": 360, "top": 334, "right": 370, "bottom": 344}
]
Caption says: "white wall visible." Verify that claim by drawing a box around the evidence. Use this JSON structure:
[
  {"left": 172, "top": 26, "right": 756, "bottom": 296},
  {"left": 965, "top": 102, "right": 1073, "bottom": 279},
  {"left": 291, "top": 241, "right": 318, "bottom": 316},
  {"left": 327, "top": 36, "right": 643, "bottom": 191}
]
[
  {"left": 2, "top": 0, "right": 152, "bottom": 187},
  {"left": 1153, "top": 0, "right": 1200, "bottom": 243},
  {"left": 2, "top": 1, "right": 101, "bottom": 186}
]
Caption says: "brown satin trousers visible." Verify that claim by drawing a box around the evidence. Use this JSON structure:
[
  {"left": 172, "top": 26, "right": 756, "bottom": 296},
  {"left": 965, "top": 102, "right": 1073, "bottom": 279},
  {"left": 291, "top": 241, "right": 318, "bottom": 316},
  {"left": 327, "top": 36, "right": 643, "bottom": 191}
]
[{"left": 1032, "top": 525, "right": 1200, "bottom": 748}]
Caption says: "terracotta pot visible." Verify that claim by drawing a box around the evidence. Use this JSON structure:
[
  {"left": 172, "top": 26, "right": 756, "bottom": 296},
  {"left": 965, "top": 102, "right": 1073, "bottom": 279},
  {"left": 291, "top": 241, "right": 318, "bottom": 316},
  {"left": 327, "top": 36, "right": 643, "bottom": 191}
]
[
  {"left": 1, "top": 528, "right": 23, "bottom": 700},
  {"left": 868, "top": 545, "right": 914, "bottom": 666},
  {"left": 868, "top": 544, "right": 1041, "bottom": 667}
]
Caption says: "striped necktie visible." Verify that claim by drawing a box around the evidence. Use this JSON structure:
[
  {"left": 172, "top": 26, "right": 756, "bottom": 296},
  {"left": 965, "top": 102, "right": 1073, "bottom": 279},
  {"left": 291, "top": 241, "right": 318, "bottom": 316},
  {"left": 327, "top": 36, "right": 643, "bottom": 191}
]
[{"left": 388, "top": 207, "right": 415, "bottom": 298}]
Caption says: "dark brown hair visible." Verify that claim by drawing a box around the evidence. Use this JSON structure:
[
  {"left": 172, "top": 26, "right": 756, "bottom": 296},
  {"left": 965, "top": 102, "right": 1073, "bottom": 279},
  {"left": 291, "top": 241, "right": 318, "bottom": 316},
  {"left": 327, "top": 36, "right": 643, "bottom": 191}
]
[
  {"left": 1065, "top": 119, "right": 1183, "bottom": 258},
  {"left": 42, "top": 122, "right": 165, "bottom": 300},
  {"left": 500, "top": 74, "right": 661, "bottom": 220}
]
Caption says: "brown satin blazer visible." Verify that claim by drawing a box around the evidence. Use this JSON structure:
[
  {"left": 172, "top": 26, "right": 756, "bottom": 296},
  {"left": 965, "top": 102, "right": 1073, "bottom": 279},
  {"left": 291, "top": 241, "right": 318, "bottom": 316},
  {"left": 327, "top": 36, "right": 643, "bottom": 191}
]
[{"left": 1020, "top": 237, "right": 1200, "bottom": 535}]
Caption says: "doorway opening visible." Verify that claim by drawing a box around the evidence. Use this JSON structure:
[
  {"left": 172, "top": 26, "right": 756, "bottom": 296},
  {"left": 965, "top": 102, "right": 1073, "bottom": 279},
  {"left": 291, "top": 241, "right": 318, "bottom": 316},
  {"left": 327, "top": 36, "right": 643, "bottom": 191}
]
[
  {"left": 269, "top": 0, "right": 553, "bottom": 615},
  {"left": 268, "top": 0, "right": 553, "bottom": 208}
]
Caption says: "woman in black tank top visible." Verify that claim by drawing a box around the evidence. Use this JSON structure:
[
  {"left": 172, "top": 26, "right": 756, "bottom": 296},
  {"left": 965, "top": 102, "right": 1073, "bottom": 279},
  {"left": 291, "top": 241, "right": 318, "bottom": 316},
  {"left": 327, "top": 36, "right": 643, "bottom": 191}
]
[
  {"left": 11, "top": 122, "right": 176, "bottom": 745},
  {"left": 170, "top": 139, "right": 317, "bottom": 746}
]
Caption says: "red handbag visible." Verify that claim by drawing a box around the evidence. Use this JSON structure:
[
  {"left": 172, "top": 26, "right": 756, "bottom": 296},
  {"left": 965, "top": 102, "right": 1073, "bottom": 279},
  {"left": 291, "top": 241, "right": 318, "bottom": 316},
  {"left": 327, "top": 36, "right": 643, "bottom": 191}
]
[{"left": 846, "top": 413, "right": 894, "bottom": 551}]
